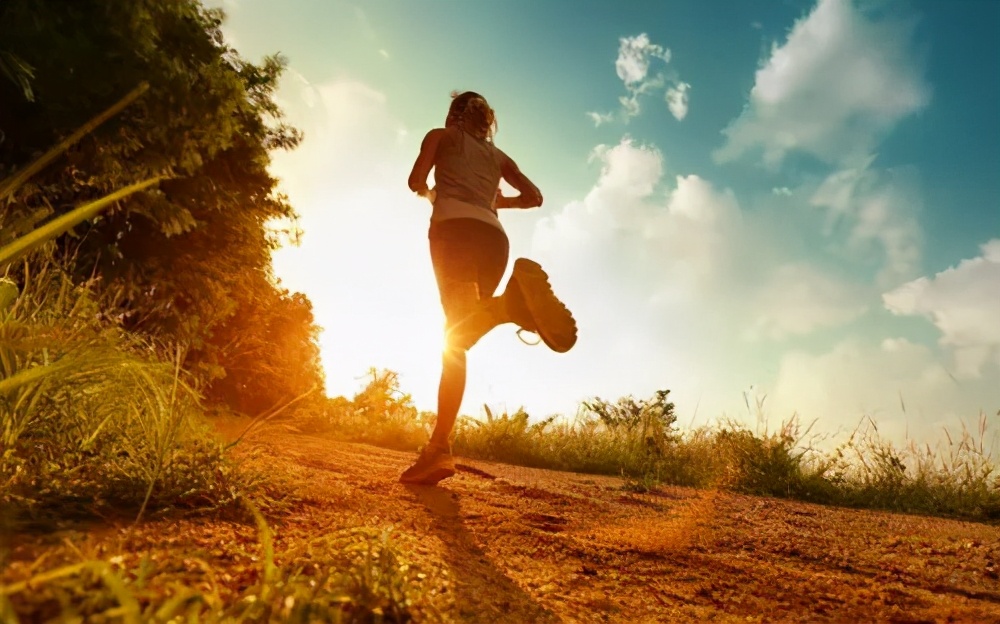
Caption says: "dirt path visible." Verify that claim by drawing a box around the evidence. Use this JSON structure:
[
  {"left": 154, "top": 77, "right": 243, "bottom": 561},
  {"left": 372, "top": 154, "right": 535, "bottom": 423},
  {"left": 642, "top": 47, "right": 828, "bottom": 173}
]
[{"left": 5, "top": 431, "right": 1000, "bottom": 622}]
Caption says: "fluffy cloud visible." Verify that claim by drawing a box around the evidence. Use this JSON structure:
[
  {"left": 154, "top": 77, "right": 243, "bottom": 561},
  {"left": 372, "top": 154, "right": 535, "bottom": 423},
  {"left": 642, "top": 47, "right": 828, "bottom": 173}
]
[
  {"left": 883, "top": 240, "right": 1000, "bottom": 378},
  {"left": 534, "top": 138, "right": 879, "bottom": 337},
  {"left": 534, "top": 140, "right": 745, "bottom": 302},
  {"left": 714, "top": 0, "right": 930, "bottom": 167},
  {"left": 615, "top": 33, "right": 671, "bottom": 85},
  {"left": 587, "top": 111, "right": 615, "bottom": 126},
  {"left": 665, "top": 81, "right": 691, "bottom": 121},
  {"left": 587, "top": 33, "right": 691, "bottom": 125},
  {"left": 768, "top": 338, "right": 999, "bottom": 445},
  {"left": 810, "top": 161, "right": 923, "bottom": 287},
  {"left": 526, "top": 135, "right": 972, "bottom": 441},
  {"left": 529, "top": 138, "right": 876, "bottom": 421},
  {"left": 743, "top": 263, "right": 867, "bottom": 341}
]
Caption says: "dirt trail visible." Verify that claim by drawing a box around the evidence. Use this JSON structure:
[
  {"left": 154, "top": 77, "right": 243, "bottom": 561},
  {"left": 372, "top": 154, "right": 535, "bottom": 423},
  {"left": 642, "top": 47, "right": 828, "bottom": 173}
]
[{"left": 6, "top": 431, "right": 1000, "bottom": 622}]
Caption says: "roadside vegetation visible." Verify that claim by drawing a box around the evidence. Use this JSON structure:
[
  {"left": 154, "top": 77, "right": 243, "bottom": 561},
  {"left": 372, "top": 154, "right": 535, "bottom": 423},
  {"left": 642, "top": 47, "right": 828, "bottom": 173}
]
[
  {"left": 0, "top": 2, "right": 428, "bottom": 621},
  {"left": 1, "top": 0, "right": 996, "bottom": 621},
  {"left": 322, "top": 370, "right": 1000, "bottom": 524}
]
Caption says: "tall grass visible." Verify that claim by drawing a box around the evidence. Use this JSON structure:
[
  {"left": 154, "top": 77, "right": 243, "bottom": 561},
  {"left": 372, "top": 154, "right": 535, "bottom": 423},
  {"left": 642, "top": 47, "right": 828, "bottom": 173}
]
[
  {"left": 0, "top": 259, "right": 254, "bottom": 523},
  {"left": 318, "top": 373, "right": 999, "bottom": 522},
  {"left": 823, "top": 414, "right": 1000, "bottom": 518},
  {"left": 453, "top": 404, "right": 1000, "bottom": 520},
  {"left": 0, "top": 80, "right": 260, "bottom": 524}
]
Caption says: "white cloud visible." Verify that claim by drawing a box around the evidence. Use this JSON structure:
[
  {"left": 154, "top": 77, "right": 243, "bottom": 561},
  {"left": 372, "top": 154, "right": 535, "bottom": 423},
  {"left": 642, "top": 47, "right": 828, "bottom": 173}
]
[
  {"left": 587, "top": 138, "right": 663, "bottom": 199},
  {"left": 810, "top": 161, "right": 923, "bottom": 287},
  {"left": 597, "top": 33, "right": 690, "bottom": 123},
  {"left": 744, "top": 263, "right": 867, "bottom": 341},
  {"left": 883, "top": 239, "right": 1000, "bottom": 378},
  {"left": 529, "top": 141, "right": 751, "bottom": 418},
  {"left": 586, "top": 111, "right": 615, "bottom": 126},
  {"left": 529, "top": 138, "right": 876, "bottom": 422},
  {"left": 714, "top": 0, "right": 930, "bottom": 167},
  {"left": 525, "top": 135, "right": 972, "bottom": 444},
  {"left": 615, "top": 33, "right": 671, "bottom": 85},
  {"left": 665, "top": 81, "right": 691, "bottom": 121},
  {"left": 283, "top": 68, "right": 316, "bottom": 108},
  {"left": 534, "top": 138, "right": 880, "bottom": 339},
  {"left": 768, "top": 338, "right": 999, "bottom": 446},
  {"left": 378, "top": 48, "right": 390, "bottom": 60}
]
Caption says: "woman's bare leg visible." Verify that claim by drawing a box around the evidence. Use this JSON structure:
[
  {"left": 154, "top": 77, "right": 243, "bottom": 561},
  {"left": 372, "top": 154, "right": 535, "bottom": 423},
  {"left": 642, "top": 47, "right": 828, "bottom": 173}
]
[{"left": 429, "top": 345, "right": 466, "bottom": 449}]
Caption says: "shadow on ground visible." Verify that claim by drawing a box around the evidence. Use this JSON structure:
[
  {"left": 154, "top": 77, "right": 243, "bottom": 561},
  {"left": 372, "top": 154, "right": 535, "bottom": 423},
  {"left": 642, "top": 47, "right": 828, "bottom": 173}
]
[{"left": 405, "top": 484, "right": 560, "bottom": 624}]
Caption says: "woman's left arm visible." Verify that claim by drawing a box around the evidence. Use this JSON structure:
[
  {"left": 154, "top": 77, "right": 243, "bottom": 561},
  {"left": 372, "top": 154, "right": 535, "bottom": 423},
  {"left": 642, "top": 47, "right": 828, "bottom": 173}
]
[{"left": 408, "top": 128, "right": 445, "bottom": 196}]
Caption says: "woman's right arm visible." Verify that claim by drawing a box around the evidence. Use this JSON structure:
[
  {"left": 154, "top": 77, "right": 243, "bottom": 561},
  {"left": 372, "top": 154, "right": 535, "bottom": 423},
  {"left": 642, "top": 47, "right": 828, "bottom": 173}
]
[
  {"left": 498, "top": 152, "right": 543, "bottom": 209},
  {"left": 408, "top": 128, "right": 446, "bottom": 196}
]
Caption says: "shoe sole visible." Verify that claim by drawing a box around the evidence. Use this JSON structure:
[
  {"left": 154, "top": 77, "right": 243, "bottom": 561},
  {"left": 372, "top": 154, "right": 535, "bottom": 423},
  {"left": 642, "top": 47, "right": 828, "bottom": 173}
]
[
  {"left": 399, "top": 466, "right": 456, "bottom": 486},
  {"left": 510, "top": 258, "right": 577, "bottom": 353}
]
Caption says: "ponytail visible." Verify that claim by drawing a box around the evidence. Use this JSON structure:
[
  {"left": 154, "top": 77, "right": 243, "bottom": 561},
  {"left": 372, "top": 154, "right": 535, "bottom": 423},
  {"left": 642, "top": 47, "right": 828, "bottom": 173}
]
[{"left": 446, "top": 91, "right": 497, "bottom": 141}]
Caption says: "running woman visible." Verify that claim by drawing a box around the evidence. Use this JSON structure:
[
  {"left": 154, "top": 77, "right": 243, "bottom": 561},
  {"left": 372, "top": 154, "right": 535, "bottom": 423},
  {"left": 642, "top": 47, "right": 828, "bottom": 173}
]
[{"left": 400, "top": 91, "right": 577, "bottom": 485}]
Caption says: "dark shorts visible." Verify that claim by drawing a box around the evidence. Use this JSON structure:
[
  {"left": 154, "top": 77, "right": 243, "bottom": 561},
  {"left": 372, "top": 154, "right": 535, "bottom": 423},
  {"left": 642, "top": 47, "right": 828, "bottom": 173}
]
[{"left": 429, "top": 218, "right": 509, "bottom": 325}]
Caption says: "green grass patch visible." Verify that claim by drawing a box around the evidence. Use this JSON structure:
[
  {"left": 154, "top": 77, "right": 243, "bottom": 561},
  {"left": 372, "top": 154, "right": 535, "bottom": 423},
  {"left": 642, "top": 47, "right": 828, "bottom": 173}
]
[{"left": 0, "top": 261, "right": 267, "bottom": 525}]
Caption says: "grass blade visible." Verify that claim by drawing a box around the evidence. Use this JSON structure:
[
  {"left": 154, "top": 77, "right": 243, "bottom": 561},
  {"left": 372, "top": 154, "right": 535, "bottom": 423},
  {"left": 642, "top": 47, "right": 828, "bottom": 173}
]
[
  {"left": 0, "top": 176, "right": 164, "bottom": 269},
  {"left": 0, "top": 82, "right": 149, "bottom": 200}
]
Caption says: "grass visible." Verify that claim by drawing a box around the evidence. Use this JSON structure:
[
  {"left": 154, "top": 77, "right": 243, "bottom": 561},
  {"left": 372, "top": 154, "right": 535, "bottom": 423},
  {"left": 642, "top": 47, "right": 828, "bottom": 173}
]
[
  {"left": 1, "top": 500, "right": 453, "bottom": 623},
  {"left": 0, "top": 260, "right": 265, "bottom": 526},
  {"left": 0, "top": 271, "right": 446, "bottom": 622},
  {"left": 464, "top": 407, "right": 1000, "bottom": 521},
  {"left": 298, "top": 369, "right": 436, "bottom": 453},
  {"left": 314, "top": 373, "right": 999, "bottom": 523},
  {"left": 824, "top": 414, "right": 1000, "bottom": 519},
  {"left": 0, "top": 76, "right": 447, "bottom": 622}
]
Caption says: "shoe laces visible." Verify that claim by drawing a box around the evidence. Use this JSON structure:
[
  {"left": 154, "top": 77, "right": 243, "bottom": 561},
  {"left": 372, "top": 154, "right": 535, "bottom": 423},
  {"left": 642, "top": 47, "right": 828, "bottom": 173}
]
[{"left": 516, "top": 328, "right": 542, "bottom": 346}]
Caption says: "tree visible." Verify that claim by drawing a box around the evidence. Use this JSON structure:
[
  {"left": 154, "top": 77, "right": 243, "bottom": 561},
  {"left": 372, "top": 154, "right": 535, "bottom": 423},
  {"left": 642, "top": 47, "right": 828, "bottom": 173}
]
[{"left": 0, "top": 0, "right": 324, "bottom": 410}]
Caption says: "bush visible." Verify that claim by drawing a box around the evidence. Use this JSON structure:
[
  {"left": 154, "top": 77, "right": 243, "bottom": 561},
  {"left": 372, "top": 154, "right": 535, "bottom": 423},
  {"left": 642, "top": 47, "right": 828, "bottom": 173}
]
[{"left": 312, "top": 369, "right": 434, "bottom": 452}]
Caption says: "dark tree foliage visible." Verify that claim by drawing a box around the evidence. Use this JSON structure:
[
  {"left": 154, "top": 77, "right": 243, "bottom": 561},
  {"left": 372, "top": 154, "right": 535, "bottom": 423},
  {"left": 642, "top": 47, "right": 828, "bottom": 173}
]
[{"left": 0, "top": 0, "right": 325, "bottom": 413}]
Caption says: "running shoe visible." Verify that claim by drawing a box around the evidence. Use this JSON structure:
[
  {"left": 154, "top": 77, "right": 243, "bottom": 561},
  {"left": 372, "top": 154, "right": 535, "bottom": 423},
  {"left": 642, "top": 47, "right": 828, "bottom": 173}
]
[
  {"left": 505, "top": 258, "right": 577, "bottom": 353},
  {"left": 399, "top": 443, "right": 456, "bottom": 485}
]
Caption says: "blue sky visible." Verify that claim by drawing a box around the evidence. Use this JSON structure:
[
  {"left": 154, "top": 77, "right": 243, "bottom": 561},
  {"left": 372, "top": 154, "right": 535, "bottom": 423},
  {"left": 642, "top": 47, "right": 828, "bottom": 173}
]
[{"left": 212, "top": 0, "right": 999, "bottom": 445}]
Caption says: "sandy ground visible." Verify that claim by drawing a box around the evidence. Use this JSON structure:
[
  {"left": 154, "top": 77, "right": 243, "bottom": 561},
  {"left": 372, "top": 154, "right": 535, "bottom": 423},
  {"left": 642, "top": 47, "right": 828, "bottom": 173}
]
[{"left": 4, "top": 430, "right": 1000, "bottom": 623}]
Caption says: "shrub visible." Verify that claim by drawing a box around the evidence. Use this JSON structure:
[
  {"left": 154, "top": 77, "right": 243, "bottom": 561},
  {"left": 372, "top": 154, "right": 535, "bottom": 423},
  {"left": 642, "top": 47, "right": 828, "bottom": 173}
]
[{"left": 321, "top": 369, "right": 433, "bottom": 452}]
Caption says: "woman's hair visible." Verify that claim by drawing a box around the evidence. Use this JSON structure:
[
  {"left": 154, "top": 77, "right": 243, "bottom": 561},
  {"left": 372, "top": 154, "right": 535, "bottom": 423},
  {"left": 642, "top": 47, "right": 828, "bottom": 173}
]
[{"left": 446, "top": 90, "right": 497, "bottom": 141}]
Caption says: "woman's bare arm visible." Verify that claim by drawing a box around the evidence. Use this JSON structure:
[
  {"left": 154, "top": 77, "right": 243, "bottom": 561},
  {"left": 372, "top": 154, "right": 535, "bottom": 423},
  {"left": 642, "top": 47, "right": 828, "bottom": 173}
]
[
  {"left": 497, "top": 152, "right": 543, "bottom": 209},
  {"left": 408, "top": 128, "right": 445, "bottom": 195}
]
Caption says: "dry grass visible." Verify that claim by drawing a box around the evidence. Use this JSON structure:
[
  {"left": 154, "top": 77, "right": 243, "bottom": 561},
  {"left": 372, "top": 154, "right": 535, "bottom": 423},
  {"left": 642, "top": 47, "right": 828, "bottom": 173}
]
[{"left": 313, "top": 373, "right": 999, "bottom": 523}]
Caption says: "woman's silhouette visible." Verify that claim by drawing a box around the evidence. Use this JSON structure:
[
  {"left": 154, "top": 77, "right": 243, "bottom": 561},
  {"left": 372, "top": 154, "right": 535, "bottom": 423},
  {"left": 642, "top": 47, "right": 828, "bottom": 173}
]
[{"left": 401, "top": 91, "right": 576, "bottom": 485}]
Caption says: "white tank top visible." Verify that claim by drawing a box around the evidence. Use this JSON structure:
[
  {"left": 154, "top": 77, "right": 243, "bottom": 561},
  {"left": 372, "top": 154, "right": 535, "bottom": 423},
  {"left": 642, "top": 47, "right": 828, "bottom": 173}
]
[{"left": 430, "top": 126, "right": 505, "bottom": 232}]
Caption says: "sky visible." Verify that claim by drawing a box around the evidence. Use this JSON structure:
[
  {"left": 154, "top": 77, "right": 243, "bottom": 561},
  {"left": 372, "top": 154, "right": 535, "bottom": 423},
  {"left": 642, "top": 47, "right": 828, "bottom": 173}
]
[{"left": 207, "top": 0, "right": 999, "bottom": 446}]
